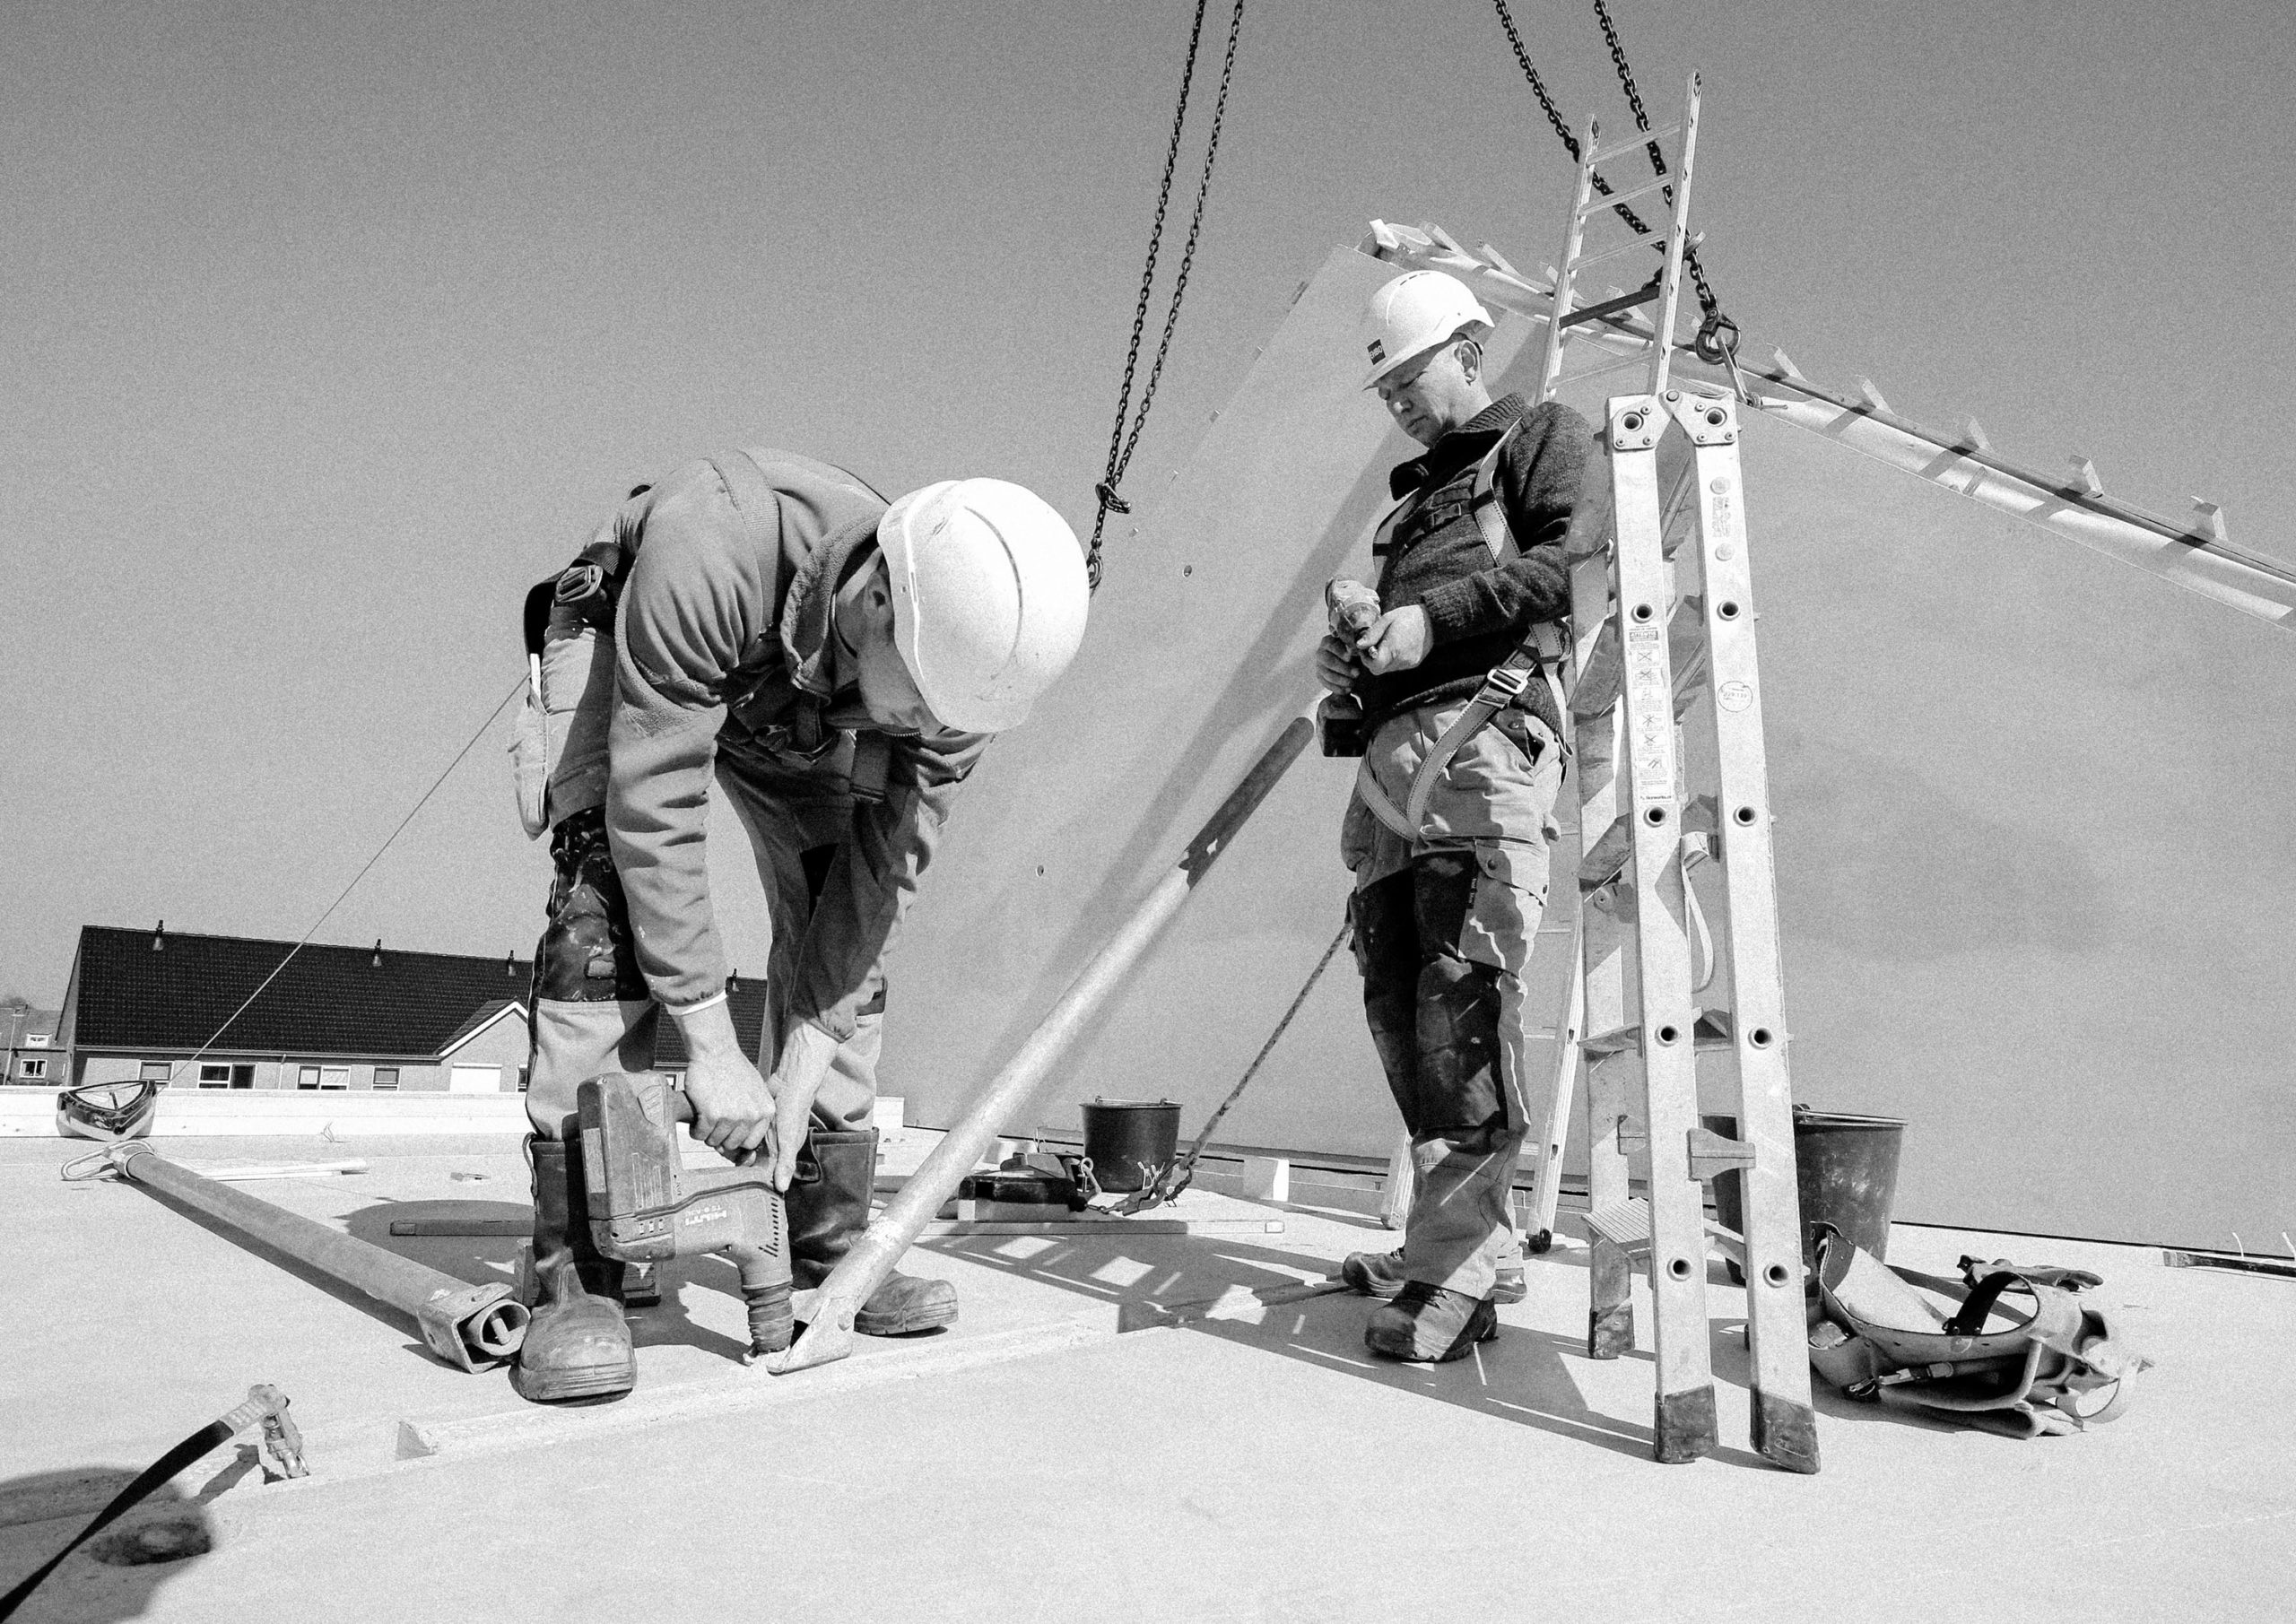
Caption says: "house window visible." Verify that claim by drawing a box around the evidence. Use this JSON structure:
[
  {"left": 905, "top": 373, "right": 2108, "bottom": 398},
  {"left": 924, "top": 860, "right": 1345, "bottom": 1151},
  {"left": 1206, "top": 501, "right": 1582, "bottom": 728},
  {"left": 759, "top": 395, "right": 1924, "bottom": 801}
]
[
  {"left": 373, "top": 1068, "right": 399, "bottom": 1091},
  {"left": 139, "top": 1062, "right": 172, "bottom": 1087},
  {"left": 297, "top": 1066, "right": 319, "bottom": 1090},
  {"left": 24, "top": 1034, "right": 48, "bottom": 1048},
  {"left": 199, "top": 1064, "right": 256, "bottom": 1090},
  {"left": 20, "top": 1057, "right": 47, "bottom": 1080},
  {"left": 319, "top": 1068, "right": 350, "bottom": 1090}
]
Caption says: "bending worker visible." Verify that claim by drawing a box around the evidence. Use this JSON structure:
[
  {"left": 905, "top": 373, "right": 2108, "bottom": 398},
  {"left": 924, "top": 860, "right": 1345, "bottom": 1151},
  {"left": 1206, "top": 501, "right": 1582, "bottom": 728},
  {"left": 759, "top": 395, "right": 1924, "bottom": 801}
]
[
  {"left": 510, "top": 453, "right": 1090, "bottom": 1403},
  {"left": 1318, "top": 270, "right": 1602, "bottom": 1363}
]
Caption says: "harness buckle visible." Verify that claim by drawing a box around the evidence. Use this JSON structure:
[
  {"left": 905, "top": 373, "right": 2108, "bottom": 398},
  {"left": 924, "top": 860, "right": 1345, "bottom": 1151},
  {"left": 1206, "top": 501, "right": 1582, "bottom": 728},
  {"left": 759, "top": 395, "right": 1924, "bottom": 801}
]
[{"left": 1475, "top": 665, "right": 1531, "bottom": 706}]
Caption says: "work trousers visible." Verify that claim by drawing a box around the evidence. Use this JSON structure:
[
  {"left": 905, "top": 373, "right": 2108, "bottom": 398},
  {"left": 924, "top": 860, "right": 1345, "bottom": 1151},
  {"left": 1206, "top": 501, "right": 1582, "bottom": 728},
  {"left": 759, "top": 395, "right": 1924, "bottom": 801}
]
[
  {"left": 1342, "top": 697, "right": 1561, "bottom": 1299},
  {"left": 518, "top": 615, "right": 881, "bottom": 1140}
]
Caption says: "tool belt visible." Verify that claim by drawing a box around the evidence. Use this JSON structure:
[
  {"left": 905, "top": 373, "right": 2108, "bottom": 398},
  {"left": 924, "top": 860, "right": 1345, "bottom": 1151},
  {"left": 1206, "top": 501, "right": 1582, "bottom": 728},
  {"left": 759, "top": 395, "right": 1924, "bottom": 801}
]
[
  {"left": 1352, "top": 651, "right": 1565, "bottom": 845},
  {"left": 1807, "top": 1225, "right": 2150, "bottom": 1439}
]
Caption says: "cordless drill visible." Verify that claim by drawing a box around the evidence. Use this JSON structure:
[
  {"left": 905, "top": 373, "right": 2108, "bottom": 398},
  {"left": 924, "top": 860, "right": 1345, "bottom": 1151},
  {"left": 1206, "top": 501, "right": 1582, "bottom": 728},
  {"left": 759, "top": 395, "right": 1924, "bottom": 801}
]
[
  {"left": 577, "top": 1072, "right": 797, "bottom": 1361},
  {"left": 1318, "top": 578, "right": 1382, "bottom": 757}
]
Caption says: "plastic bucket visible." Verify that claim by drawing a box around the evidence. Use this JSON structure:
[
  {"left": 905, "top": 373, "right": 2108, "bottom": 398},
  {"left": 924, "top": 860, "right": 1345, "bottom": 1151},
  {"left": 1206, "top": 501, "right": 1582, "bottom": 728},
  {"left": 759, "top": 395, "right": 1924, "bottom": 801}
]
[
  {"left": 1079, "top": 1099, "right": 1182, "bottom": 1193},
  {"left": 1705, "top": 1108, "right": 1907, "bottom": 1276}
]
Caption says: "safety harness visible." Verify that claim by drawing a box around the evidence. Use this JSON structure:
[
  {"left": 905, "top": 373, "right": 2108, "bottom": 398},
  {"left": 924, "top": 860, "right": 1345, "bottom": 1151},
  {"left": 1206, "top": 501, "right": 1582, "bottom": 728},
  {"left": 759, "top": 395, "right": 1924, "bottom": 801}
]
[
  {"left": 1354, "top": 418, "right": 1570, "bottom": 843},
  {"left": 1807, "top": 1225, "right": 2151, "bottom": 1439}
]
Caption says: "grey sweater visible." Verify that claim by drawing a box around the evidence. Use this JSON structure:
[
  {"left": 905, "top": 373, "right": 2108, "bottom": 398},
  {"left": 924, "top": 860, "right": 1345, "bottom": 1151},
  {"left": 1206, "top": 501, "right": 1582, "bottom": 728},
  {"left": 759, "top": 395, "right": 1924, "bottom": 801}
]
[{"left": 1361, "top": 392, "right": 1602, "bottom": 738}]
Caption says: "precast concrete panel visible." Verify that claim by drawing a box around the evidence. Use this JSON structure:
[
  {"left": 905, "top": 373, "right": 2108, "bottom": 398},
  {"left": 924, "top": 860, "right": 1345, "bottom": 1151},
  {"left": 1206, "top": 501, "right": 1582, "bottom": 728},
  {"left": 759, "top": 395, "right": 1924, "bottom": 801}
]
[{"left": 885, "top": 242, "right": 2294, "bottom": 1250}]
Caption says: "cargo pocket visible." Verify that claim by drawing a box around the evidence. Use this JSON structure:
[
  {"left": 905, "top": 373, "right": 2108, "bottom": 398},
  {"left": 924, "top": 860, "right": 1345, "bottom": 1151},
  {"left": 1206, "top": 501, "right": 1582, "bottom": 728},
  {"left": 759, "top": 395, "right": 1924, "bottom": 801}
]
[
  {"left": 509, "top": 687, "right": 551, "bottom": 839},
  {"left": 1458, "top": 839, "right": 1548, "bottom": 972}
]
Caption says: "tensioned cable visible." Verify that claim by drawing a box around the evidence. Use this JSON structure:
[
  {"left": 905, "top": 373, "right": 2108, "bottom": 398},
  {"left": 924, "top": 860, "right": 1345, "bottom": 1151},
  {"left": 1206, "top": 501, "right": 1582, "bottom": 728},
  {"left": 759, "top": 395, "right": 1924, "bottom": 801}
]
[
  {"left": 1087, "top": 0, "right": 1247, "bottom": 591},
  {"left": 151, "top": 675, "right": 526, "bottom": 1086}
]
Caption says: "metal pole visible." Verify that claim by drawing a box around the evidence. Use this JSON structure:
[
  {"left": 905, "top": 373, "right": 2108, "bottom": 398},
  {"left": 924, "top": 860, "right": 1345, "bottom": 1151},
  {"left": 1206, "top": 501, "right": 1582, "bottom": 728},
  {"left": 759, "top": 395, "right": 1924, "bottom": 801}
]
[
  {"left": 770, "top": 703, "right": 1319, "bottom": 1373},
  {"left": 103, "top": 1142, "right": 527, "bottom": 1370}
]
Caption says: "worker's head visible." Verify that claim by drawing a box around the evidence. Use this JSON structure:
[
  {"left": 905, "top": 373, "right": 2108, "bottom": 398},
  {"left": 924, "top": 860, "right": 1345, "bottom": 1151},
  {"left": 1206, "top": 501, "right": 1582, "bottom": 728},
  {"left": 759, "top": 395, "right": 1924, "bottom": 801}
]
[
  {"left": 839, "top": 479, "right": 1091, "bottom": 735},
  {"left": 1360, "top": 270, "right": 1496, "bottom": 447}
]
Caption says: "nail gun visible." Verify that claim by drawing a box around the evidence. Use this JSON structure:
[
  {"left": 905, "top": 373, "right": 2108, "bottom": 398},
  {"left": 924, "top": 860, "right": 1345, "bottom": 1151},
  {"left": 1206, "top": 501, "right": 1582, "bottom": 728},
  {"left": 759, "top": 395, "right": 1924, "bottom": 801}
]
[{"left": 576, "top": 1072, "right": 806, "bottom": 1362}]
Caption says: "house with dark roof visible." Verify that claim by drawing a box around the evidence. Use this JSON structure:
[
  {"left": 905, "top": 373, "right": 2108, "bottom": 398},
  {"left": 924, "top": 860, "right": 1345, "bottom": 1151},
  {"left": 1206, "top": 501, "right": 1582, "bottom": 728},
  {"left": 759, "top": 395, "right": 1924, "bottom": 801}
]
[
  {"left": 52, "top": 925, "right": 774, "bottom": 1095},
  {"left": 3, "top": 1003, "right": 62, "bottom": 1086}
]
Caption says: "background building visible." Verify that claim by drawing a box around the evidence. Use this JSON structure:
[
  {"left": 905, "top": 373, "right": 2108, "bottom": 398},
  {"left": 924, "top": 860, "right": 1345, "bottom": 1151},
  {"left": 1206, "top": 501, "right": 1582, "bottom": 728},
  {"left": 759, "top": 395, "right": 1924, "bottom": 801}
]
[{"left": 48, "top": 924, "right": 770, "bottom": 1095}]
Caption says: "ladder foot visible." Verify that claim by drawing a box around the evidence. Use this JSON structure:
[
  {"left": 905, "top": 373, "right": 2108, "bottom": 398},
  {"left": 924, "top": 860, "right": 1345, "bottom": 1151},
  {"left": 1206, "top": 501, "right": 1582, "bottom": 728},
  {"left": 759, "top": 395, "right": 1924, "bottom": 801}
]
[
  {"left": 1653, "top": 1385, "right": 1718, "bottom": 1463},
  {"left": 1587, "top": 1302, "right": 1635, "bottom": 1359},
  {"left": 1752, "top": 1390, "right": 1821, "bottom": 1474}
]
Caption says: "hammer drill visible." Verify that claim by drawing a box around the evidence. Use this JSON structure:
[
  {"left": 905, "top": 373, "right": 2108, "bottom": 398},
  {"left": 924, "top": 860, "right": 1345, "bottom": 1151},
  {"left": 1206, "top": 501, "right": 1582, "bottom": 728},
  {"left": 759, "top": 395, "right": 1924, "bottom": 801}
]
[
  {"left": 1318, "top": 578, "right": 1382, "bottom": 757},
  {"left": 576, "top": 1072, "right": 799, "bottom": 1361}
]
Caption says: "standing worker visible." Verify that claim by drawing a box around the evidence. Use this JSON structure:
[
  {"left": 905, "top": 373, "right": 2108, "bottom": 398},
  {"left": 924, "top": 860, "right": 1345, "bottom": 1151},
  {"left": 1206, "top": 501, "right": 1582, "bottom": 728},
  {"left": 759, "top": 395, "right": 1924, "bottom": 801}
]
[
  {"left": 1318, "top": 270, "right": 1603, "bottom": 1362},
  {"left": 509, "top": 453, "right": 1091, "bottom": 1403}
]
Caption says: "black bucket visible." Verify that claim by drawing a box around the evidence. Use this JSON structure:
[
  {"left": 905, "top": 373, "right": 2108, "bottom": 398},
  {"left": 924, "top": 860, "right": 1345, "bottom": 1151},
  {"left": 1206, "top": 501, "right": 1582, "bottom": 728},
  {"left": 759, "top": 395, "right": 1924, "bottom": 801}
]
[
  {"left": 1706, "top": 1107, "right": 1907, "bottom": 1277},
  {"left": 1079, "top": 1099, "right": 1181, "bottom": 1194}
]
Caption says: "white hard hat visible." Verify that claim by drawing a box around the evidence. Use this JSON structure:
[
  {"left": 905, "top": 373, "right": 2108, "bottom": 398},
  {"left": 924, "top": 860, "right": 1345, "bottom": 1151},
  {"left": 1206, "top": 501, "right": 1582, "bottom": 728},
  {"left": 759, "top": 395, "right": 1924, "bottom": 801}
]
[
  {"left": 877, "top": 479, "right": 1091, "bottom": 734},
  {"left": 1359, "top": 270, "right": 1494, "bottom": 389}
]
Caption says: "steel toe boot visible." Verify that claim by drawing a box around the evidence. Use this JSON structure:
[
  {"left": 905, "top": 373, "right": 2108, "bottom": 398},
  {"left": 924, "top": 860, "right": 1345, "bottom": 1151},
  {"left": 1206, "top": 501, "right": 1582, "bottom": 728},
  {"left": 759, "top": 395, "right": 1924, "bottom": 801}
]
[
  {"left": 1341, "top": 1246, "right": 1526, "bottom": 1304},
  {"left": 1364, "top": 1281, "right": 1499, "bottom": 1363},
  {"left": 510, "top": 1136, "right": 637, "bottom": 1403},
  {"left": 790, "top": 1129, "right": 957, "bottom": 1335}
]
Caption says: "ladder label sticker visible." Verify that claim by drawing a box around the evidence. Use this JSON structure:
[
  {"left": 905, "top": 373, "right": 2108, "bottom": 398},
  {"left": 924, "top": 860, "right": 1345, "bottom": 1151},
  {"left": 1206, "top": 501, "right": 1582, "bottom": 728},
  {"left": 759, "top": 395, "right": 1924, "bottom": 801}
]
[
  {"left": 1717, "top": 680, "right": 1754, "bottom": 713},
  {"left": 1624, "top": 626, "right": 1674, "bottom": 797}
]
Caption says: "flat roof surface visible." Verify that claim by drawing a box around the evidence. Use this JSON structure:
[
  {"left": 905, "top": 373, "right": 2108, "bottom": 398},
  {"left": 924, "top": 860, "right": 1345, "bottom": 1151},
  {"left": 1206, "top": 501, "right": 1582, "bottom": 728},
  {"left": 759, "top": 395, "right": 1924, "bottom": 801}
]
[{"left": 5, "top": 1132, "right": 2289, "bottom": 1622}]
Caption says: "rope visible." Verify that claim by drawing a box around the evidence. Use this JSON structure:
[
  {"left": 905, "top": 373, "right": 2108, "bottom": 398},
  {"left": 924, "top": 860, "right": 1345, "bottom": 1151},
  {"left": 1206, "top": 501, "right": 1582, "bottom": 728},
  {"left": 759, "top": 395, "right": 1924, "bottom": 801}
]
[
  {"left": 153, "top": 676, "right": 526, "bottom": 1087},
  {"left": 1087, "top": 0, "right": 1247, "bottom": 591},
  {"left": 1119, "top": 917, "right": 1349, "bottom": 1212}
]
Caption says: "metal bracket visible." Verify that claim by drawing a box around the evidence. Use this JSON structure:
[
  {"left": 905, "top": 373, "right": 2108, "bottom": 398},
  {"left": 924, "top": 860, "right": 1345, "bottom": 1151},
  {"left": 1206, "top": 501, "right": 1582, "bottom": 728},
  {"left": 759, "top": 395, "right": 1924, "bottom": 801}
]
[
  {"left": 411, "top": 1281, "right": 530, "bottom": 1372},
  {"left": 1665, "top": 389, "right": 1737, "bottom": 445},
  {"left": 1610, "top": 395, "right": 1663, "bottom": 453},
  {"left": 1685, "top": 1126, "right": 1755, "bottom": 1183}
]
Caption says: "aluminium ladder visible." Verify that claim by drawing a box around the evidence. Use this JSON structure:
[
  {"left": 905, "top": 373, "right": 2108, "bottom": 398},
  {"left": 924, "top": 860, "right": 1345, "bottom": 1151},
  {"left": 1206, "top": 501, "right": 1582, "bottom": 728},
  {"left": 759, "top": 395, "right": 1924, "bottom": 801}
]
[{"left": 1525, "top": 72, "right": 1820, "bottom": 1472}]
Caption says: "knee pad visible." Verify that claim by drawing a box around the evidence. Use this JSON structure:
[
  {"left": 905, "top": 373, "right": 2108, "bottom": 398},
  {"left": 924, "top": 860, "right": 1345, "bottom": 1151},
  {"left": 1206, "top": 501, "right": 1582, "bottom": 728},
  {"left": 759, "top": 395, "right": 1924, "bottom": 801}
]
[
  {"left": 1414, "top": 955, "right": 1504, "bottom": 1131},
  {"left": 535, "top": 809, "right": 648, "bottom": 1003}
]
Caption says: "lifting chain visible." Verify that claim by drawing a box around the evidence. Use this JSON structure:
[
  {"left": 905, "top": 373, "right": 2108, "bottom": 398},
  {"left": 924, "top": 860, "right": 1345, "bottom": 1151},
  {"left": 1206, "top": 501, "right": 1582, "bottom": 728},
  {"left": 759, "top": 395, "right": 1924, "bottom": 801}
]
[
  {"left": 1089, "top": 0, "right": 1247, "bottom": 592},
  {"left": 1491, "top": 0, "right": 1739, "bottom": 367}
]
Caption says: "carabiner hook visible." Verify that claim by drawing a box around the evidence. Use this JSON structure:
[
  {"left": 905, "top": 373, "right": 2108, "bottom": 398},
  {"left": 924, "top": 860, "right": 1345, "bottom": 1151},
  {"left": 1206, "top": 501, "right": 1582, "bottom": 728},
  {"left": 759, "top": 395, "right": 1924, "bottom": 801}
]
[{"left": 1692, "top": 310, "right": 1741, "bottom": 366}]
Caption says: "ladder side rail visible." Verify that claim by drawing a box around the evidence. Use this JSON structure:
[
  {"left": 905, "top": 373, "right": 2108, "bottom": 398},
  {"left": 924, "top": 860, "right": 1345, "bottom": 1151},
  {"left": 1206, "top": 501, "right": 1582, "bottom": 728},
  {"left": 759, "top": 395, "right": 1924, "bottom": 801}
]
[
  {"left": 1565, "top": 527, "right": 1636, "bottom": 1355},
  {"left": 1534, "top": 115, "right": 1605, "bottom": 404},
  {"left": 1668, "top": 392, "right": 1822, "bottom": 1473},
  {"left": 1642, "top": 74, "right": 1702, "bottom": 399},
  {"left": 1609, "top": 395, "right": 1718, "bottom": 1462}
]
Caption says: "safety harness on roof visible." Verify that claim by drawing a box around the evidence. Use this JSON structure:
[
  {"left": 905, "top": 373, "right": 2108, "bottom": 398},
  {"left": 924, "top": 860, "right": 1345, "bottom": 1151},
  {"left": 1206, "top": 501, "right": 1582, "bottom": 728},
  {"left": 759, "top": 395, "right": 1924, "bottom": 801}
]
[{"left": 1808, "top": 1225, "right": 2152, "bottom": 1439}]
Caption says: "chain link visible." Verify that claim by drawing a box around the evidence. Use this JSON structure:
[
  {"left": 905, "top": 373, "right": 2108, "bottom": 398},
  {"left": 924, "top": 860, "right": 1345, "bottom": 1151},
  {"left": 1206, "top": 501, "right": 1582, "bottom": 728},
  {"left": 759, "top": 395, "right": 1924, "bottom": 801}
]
[
  {"left": 1491, "top": 0, "right": 1726, "bottom": 327},
  {"left": 1090, "top": 0, "right": 1246, "bottom": 591}
]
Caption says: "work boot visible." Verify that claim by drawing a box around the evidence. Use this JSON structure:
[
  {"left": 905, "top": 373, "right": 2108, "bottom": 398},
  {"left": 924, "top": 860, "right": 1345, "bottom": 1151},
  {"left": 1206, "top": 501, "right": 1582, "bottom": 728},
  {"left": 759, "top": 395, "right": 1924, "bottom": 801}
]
[
  {"left": 1342, "top": 1246, "right": 1526, "bottom": 1304},
  {"left": 1364, "top": 1282, "right": 1500, "bottom": 1363},
  {"left": 510, "top": 1137, "right": 637, "bottom": 1403},
  {"left": 790, "top": 1128, "right": 957, "bottom": 1336}
]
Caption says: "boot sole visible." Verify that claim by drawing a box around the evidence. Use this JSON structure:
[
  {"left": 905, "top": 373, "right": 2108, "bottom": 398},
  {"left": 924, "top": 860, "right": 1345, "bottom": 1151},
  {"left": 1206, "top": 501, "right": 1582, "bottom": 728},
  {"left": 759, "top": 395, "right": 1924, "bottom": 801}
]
[{"left": 509, "top": 1362, "right": 636, "bottom": 1403}]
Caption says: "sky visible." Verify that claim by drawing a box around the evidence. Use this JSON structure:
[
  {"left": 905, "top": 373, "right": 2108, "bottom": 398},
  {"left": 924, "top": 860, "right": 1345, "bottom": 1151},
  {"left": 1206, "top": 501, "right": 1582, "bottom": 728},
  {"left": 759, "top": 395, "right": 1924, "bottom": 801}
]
[{"left": 4, "top": 0, "right": 2292, "bottom": 1007}]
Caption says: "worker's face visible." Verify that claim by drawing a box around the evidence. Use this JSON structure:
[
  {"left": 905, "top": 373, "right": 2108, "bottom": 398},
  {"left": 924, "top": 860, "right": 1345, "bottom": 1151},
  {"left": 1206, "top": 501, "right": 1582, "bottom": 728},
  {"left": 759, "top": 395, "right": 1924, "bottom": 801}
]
[
  {"left": 836, "top": 556, "right": 939, "bottom": 737},
  {"left": 1376, "top": 337, "right": 1483, "bottom": 447}
]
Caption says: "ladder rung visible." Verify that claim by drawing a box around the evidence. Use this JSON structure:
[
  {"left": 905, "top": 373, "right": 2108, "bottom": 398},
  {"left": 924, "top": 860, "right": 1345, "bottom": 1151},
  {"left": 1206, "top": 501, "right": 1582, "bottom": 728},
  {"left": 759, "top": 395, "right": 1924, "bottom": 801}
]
[
  {"left": 1578, "top": 175, "right": 1672, "bottom": 218},
  {"left": 1561, "top": 283, "right": 1662, "bottom": 330},
  {"left": 1585, "top": 1198, "right": 1754, "bottom": 1271},
  {"left": 1588, "top": 122, "right": 1681, "bottom": 168},
  {"left": 1552, "top": 351, "right": 1653, "bottom": 389},
  {"left": 1570, "top": 235, "right": 1667, "bottom": 275},
  {"left": 1582, "top": 1010, "right": 1735, "bottom": 1056}
]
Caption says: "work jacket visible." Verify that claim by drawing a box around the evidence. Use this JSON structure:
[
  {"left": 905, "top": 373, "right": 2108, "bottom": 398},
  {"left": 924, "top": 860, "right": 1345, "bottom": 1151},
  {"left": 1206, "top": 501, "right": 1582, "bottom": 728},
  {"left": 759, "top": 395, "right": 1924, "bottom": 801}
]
[
  {"left": 602, "top": 449, "right": 987, "bottom": 1039},
  {"left": 1360, "top": 392, "right": 1596, "bottom": 739}
]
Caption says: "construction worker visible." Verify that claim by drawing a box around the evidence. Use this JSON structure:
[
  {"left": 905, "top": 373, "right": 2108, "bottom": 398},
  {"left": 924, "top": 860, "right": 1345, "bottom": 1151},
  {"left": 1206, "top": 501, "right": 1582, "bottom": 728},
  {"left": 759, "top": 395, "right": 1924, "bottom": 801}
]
[
  {"left": 1318, "top": 270, "right": 1602, "bottom": 1362},
  {"left": 509, "top": 454, "right": 1090, "bottom": 1403}
]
